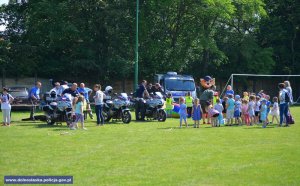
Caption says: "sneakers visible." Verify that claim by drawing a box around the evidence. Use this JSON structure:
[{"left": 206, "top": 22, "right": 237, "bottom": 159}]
[{"left": 82, "top": 127, "right": 87, "bottom": 130}]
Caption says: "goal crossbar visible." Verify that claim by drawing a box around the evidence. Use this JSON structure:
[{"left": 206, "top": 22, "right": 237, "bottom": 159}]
[{"left": 220, "top": 74, "right": 300, "bottom": 98}]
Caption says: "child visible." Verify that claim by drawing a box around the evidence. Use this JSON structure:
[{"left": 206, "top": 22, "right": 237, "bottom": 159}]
[
  {"left": 248, "top": 95, "right": 256, "bottom": 126},
  {"left": 222, "top": 97, "right": 228, "bottom": 121},
  {"left": 260, "top": 99, "right": 268, "bottom": 128},
  {"left": 165, "top": 93, "right": 174, "bottom": 118},
  {"left": 206, "top": 101, "right": 220, "bottom": 127},
  {"left": 80, "top": 92, "right": 88, "bottom": 120},
  {"left": 213, "top": 92, "right": 219, "bottom": 106},
  {"left": 234, "top": 95, "right": 242, "bottom": 125},
  {"left": 226, "top": 94, "right": 235, "bottom": 126},
  {"left": 265, "top": 95, "right": 271, "bottom": 124},
  {"left": 241, "top": 99, "right": 250, "bottom": 126},
  {"left": 243, "top": 92, "right": 249, "bottom": 101},
  {"left": 192, "top": 98, "right": 202, "bottom": 128},
  {"left": 214, "top": 98, "right": 224, "bottom": 126},
  {"left": 179, "top": 97, "right": 188, "bottom": 128},
  {"left": 71, "top": 96, "right": 86, "bottom": 130},
  {"left": 185, "top": 92, "right": 193, "bottom": 118},
  {"left": 254, "top": 96, "right": 261, "bottom": 124},
  {"left": 270, "top": 97, "right": 279, "bottom": 124},
  {"left": 0, "top": 87, "right": 14, "bottom": 126}
]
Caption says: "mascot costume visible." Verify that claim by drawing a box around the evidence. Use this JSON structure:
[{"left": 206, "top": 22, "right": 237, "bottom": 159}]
[
  {"left": 197, "top": 76, "right": 216, "bottom": 124},
  {"left": 197, "top": 76, "right": 215, "bottom": 97}
]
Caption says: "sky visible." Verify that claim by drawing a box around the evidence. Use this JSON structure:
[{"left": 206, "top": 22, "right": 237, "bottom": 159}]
[
  {"left": 0, "top": 0, "right": 8, "bottom": 31},
  {"left": 0, "top": 0, "right": 8, "bottom": 5}
]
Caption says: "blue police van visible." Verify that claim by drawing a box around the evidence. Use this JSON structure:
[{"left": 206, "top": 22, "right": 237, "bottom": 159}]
[{"left": 154, "top": 72, "right": 196, "bottom": 102}]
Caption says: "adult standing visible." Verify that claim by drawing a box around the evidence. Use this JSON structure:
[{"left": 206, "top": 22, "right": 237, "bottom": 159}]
[
  {"left": 50, "top": 82, "right": 63, "bottom": 96},
  {"left": 199, "top": 86, "right": 214, "bottom": 124},
  {"left": 225, "top": 85, "right": 234, "bottom": 97},
  {"left": 135, "top": 80, "right": 149, "bottom": 121},
  {"left": 62, "top": 83, "right": 79, "bottom": 98},
  {"left": 278, "top": 83, "right": 289, "bottom": 127},
  {"left": 60, "top": 81, "right": 69, "bottom": 92},
  {"left": 151, "top": 83, "right": 164, "bottom": 95},
  {"left": 93, "top": 84, "right": 105, "bottom": 126},
  {"left": 284, "top": 81, "right": 293, "bottom": 103},
  {"left": 146, "top": 83, "right": 153, "bottom": 94},
  {"left": 62, "top": 83, "right": 79, "bottom": 112},
  {"left": 28, "top": 81, "right": 42, "bottom": 120}
]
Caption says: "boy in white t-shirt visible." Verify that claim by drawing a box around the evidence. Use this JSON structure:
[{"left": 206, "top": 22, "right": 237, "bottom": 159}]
[{"left": 0, "top": 87, "right": 14, "bottom": 126}]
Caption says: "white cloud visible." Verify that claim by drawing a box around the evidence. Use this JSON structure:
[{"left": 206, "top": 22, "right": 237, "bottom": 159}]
[{"left": 0, "top": 0, "right": 9, "bottom": 5}]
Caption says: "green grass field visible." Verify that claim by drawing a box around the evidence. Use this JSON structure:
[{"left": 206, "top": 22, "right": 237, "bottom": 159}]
[{"left": 1, "top": 107, "right": 300, "bottom": 186}]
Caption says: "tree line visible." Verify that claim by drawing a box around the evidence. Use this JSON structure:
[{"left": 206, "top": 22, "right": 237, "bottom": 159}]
[{"left": 0, "top": 0, "right": 299, "bottom": 84}]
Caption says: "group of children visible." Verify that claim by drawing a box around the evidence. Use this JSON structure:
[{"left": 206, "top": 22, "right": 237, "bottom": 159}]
[
  {"left": 224, "top": 93, "right": 279, "bottom": 128},
  {"left": 70, "top": 84, "right": 104, "bottom": 130},
  {"left": 173, "top": 91, "right": 280, "bottom": 129}
]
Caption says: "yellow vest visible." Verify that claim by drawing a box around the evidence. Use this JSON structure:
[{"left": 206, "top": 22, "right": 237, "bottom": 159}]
[
  {"left": 213, "top": 96, "right": 219, "bottom": 105},
  {"left": 185, "top": 96, "right": 193, "bottom": 107},
  {"left": 166, "top": 98, "right": 174, "bottom": 110}
]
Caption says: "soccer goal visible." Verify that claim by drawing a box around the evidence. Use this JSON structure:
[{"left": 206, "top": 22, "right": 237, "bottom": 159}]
[{"left": 220, "top": 74, "right": 300, "bottom": 104}]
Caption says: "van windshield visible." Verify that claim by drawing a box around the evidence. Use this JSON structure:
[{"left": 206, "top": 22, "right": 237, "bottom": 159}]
[{"left": 165, "top": 79, "right": 195, "bottom": 91}]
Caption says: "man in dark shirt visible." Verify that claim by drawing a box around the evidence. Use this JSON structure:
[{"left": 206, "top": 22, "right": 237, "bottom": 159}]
[
  {"left": 62, "top": 83, "right": 79, "bottom": 98},
  {"left": 151, "top": 83, "right": 164, "bottom": 95},
  {"left": 135, "top": 80, "right": 148, "bottom": 121}
]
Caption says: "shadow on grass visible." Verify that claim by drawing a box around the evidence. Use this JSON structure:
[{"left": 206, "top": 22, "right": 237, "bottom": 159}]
[{"left": 243, "top": 125, "right": 277, "bottom": 129}]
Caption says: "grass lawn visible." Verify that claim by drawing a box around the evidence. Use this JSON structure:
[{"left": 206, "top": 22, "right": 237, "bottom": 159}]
[{"left": 1, "top": 107, "right": 300, "bottom": 186}]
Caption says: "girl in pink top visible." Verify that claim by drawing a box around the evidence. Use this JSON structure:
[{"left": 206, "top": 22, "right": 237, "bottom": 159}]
[
  {"left": 241, "top": 99, "right": 250, "bottom": 126},
  {"left": 206, "top": 101, "right": 220, "bottom": 127}
]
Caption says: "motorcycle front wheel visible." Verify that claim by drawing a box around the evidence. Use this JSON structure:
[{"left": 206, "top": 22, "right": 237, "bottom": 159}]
[
  {"left": 122, "top": 111, "right": 131, "bottom": 124},
  {"left": 46, "top": 116, "right": 55, "bottom": 125},
  {"left": 157, "top": 110, "right": 167, "bottom": 122},
  {"left": 102, "top": 111, "right": 111, "bottom": 122}
]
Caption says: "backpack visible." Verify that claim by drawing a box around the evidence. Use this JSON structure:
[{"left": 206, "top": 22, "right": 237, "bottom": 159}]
[
  {"left": 284, "top": 90, "right": 292, "bottom": 104},
  {"left": 286, "top": 111, "right": 295, "bottom": 124},
  {"left": 1, "top": 94, "right": 10, "bottom": 101}
]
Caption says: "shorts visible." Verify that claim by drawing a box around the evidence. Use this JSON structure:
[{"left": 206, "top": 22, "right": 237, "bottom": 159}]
[
  {"left": 226, "top": 109, "right": 234, "bottom": 119},
  {"left": 234, "top": 110, "right": 241, "bottom": 118},
  {"left": 200, "top": 100, "right": 207, "bottom": 114},
  {"left": 255, "top": 111, "right": 260, "bottom": 116}
]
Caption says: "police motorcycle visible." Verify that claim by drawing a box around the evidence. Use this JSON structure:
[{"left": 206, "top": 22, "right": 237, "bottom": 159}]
[
  {"left": 142, "top": 92, "right": 167, "bottom": 122},
  {"left": 40, "top": 91, "right": 73, "bottom": 125},
  {"left": 102, "top": 86, "right": 132, "bottom": 124}
]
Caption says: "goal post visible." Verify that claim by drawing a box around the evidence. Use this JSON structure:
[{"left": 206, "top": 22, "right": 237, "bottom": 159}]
[{"left": 220, "top": 74, "right": 300, "bottom": 103}]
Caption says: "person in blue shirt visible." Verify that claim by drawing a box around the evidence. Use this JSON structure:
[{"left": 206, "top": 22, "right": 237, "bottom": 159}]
[
  {"left": 226, "top": 94, "right": 235, "bottom": 126},
  {"left": 77, "top": 83, "right": 93, "bottom": 119},
  {"left": 28, "top": 81, "right": 42, "bottom": 120},
  {"left": 265, "top": 95, "right": 271, "bottom": 124},
  {"left": 225, "top": 85, "right": 234, "bottom": 97}
]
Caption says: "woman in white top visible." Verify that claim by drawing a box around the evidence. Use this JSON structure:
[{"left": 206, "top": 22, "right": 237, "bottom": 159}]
[
  {"left": 0, "top": 87, "right": 14, "bottom": 126},
  {"left": 278, "top": 83, "right": 289, "bottom": 127},
  {"left": 93, "top": 84, "right": 105, "bottom": 126}
]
